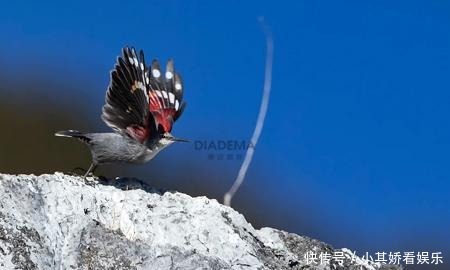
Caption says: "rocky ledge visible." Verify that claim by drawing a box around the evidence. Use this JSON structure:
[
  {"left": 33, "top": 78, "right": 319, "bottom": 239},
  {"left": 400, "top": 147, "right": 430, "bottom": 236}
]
[{"left": 0, "top": 173, "right": 401, "bottom": 270}]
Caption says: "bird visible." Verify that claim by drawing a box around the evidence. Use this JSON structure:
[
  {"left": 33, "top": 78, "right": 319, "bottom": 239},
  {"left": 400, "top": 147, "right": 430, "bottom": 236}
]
[{"left": 55, "top": 46, "right": 187, "bottom": 178}]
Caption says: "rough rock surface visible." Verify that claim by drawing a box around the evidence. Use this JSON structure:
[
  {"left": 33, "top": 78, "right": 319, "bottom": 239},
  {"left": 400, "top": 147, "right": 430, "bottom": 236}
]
[{"left": 0, "top": 173, "right": 402, "bottom": 270}]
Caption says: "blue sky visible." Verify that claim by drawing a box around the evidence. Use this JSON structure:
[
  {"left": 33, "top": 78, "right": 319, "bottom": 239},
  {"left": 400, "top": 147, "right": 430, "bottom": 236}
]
[{"left": 1, "top": 0, "right": 449, "bottom": 266}]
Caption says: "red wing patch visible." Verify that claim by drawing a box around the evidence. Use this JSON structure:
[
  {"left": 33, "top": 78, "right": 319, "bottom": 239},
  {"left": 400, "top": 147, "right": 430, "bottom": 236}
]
[
  {"left": 126, "top": 125, "right": 149, "bottom": 143},
  {"left": 152, "top": 109, "right": 176, "bottom": 133},
  {"left": 147, "top": 59, "right": 186, "bottom": 133}
]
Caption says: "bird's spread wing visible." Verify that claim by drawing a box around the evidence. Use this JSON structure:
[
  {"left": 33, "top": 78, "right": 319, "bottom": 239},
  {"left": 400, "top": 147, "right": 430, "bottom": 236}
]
[
  {"left": 102, "top": 46, "right": 186, "bottom": 143},
  {"left": 147, "top": 59, "right": 186, "bottom": 133},
  {"left": 101, "top": 47, "right": 157, "bottom": 143}
]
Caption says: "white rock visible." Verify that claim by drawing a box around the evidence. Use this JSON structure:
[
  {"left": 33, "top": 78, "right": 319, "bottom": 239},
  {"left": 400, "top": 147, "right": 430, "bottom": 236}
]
[{"left": 0, "top": 173, "right": 401, "bottom": 270}]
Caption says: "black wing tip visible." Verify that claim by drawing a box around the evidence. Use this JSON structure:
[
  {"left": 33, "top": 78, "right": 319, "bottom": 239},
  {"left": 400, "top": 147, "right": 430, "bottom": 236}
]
[
  {"left": 150, "top": 59, "right": 162, "bottom": 80},
  {"left": 112, "top": 46, "right": 186, "bottom": 124},
  {"left": 122, "top": 45, "right": 134, "bottom": 52},
  {"left": 119, "top": 46, "right": 148, "bottom": 64},
  {"left": 174, "top": 102, "right": 186, "bottom": 121},
  {"left": 151, "top": 59, "right": 161, "bottom": 67},
  {"left": 147, "top": 56, "right": 185, "bottom": 111},
  {"left": 121, "top": 46, "right": 130, "bottom": 58},
  {"left": 121, "top": 46, "right": 141, "bottom": 64}
]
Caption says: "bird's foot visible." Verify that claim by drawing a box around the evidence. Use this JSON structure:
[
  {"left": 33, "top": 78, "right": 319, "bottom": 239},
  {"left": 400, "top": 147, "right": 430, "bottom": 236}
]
[
  {"left": 83, "top": 176, "right": 98, "bottom": 187},
  {"left": 82, "top": 169, "right": 99, "bottom": 186},
  {"left": 69, "top": 166, "right": 108, "bottom": 186},
  {"left": 83, "top": 174, "right": 110, "bottom": 187}
]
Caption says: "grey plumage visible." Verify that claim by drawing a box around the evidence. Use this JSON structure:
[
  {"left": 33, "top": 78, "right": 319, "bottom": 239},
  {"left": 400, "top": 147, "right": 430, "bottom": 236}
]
[
  {"left": 55, "top": 47, "right": 187, "bottom": 178},
  {"left": 55, "top": 130, "right": 173, "bottom": 164}
]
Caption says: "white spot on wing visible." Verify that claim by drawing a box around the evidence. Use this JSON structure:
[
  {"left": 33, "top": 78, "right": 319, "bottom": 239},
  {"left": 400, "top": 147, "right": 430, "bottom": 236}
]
[
  {"left": 143, "top": 83, "right": 149, "bottom": 99},
  {"left": 169, "top": 93, "right": 175, "bottom": 104},
  {"left": 175, "top": 82, "right": 182, "bottom": 90},
  {"left": 165, "top": 71, "right": 173, "bottom": 79},
  {"left": 140, "top": 63, "right": 144, "bottom": 70},
  {"left": 134, "top": 57, "right": 139, "bottom": 67},
  {"left": 152, "top": 69, "right": 161, "bottom": 78},
  {"left": 137, "top": 82, "right": 144, "bottom": 90},
  {"left": 162, "top": 90, "right": 168, "bottom": 99},
  {"left": 156, "top": 90, "right": 163, "bottom": 97},
  {"left": 175, "top": 100, "right": 180, "bottom": 110},
  {"left": 129, "top": 57, "right": 134, "bottom": 65}
]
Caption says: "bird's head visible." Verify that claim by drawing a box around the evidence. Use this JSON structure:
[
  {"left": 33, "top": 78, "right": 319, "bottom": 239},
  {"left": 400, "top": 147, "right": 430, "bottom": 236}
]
[{"left": 159, "top": 132, "right": 189, "bottom": 145}]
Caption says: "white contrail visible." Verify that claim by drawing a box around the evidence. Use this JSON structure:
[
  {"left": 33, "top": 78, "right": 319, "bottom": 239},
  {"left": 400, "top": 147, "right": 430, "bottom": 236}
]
[{"left": 224, "top": 17, "right": 274, "bottom": 206}]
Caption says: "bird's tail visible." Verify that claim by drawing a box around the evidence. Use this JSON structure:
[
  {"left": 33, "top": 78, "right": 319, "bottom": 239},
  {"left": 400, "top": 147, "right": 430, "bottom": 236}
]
[{"left": 55, "top": 130, "right": 91, "bottom": 143}]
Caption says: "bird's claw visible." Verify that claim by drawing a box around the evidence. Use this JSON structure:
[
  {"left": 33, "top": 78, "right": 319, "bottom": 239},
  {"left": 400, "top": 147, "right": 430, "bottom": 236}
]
[
  {"left": 83, "top": 177, "right": 98, "bottom": 187},
  {"left": 83, "top": 174, "right": 110, "bottom": 187}
]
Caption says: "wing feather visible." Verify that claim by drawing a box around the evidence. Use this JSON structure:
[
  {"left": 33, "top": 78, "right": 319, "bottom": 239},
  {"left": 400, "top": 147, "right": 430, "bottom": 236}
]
[
  {"left": 101, "top": 47, "right": 157, "bottom": 143},
  {"left": 147, "top": 59, "right": 186, "bottom": 132}
]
